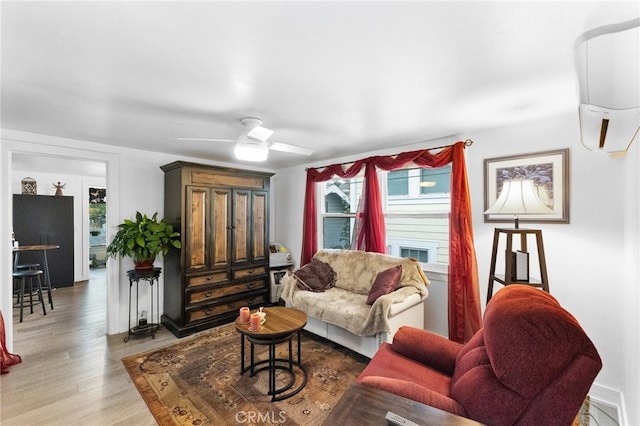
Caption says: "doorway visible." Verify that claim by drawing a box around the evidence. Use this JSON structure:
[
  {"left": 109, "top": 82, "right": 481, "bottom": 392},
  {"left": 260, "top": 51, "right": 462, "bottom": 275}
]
[
  {"left": 89, "top": 187, "right": 107, "bottom": 270},
  {"left": 3, "top": 142, "right": 122, "bottom": 352}
]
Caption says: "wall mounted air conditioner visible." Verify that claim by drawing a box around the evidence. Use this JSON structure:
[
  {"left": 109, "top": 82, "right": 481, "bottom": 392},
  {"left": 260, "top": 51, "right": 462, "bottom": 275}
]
[{"left": 574, "top": 18, "right": 640, "bottom": 156}]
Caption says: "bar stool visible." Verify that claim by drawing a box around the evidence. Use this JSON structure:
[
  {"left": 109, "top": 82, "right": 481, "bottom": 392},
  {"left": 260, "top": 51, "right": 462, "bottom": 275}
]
[
  {"left": 13, "top": 269, "right": 47, "bottom": 322},
  {"left": 16, "top": 263, "right": 53, "bottom": 310}
]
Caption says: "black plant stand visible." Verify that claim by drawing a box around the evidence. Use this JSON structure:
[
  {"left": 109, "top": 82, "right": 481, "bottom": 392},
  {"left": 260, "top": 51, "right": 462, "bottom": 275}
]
[{"left": 125, "top": 267, "right": 161, "bottom": 342}]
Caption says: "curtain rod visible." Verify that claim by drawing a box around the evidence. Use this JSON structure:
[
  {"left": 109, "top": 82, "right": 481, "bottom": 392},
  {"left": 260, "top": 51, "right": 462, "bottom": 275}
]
[{"left": 306, "top": 139, "right": 474, "bottom": 171}]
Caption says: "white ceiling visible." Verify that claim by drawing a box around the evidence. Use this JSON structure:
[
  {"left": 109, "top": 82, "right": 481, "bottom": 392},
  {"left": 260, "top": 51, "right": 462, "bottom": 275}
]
[{"left": 2, "top": 1, "right": 639, "bottom": 171}]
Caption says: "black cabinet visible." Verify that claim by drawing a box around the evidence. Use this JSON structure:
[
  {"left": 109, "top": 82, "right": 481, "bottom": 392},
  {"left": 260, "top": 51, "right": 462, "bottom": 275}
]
[{"left": 13, "top": 194, "right": 74, "bottom": 287}]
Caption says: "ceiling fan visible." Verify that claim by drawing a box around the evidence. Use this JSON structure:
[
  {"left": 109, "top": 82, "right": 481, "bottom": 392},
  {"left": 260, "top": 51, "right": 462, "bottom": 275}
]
[{"left": 180, "top": 117, "right": 314, "bottom": 162}]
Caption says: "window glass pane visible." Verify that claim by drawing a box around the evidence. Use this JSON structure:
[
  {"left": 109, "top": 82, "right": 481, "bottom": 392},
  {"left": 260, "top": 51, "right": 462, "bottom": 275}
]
[
  {"left": 388, "top": 170, "right": 408, "bottom": 196},
  {"left": 421, "top": 165, "right": 451, "bottom": 195},
  {"left": 323, "top": 177, "right": 364, "bottom": 214},
  {"left": 400, "top": 248, "right": 429, "bottom": 263},
  {"left": 325, "top": 192, "right": 348, "bottom": 214},
  {"left": 387, "top": 216, "right": 449, "bottom": 264},
  {"left": 323, "top": 217, "right": 352, "bottom": 249}
]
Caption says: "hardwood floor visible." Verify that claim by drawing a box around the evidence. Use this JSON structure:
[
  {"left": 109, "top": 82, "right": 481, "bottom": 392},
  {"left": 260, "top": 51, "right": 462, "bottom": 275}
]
[
  {"left": 3, "top": 269, "right": 618, "bottom": 426},
  {"left": 1, "top": 268, "right": 182, "bottom": 425}
]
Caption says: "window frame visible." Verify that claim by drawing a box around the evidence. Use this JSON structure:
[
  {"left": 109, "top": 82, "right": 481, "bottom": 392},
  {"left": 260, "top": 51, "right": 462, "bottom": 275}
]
[{"left": 318, "top": 165, "right": 451, "bottom": 272}]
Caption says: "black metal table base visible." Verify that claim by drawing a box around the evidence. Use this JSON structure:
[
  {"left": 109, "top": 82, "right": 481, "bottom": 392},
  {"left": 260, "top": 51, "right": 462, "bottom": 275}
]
[
  {"left": 124, "top": 323, "right": 161, "bottom": 342},
  {"left": 240, "top": 331, "right": 307, "bottom": 401},
  {"left": 125, "top": 268, "right": 161, "bottom": 343}
]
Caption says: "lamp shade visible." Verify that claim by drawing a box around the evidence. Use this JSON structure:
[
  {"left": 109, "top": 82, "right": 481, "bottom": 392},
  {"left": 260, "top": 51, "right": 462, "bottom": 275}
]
[
  {"left": 234, "top": 135, "right": 269, "bottom": 162},
  {"left": 485, "top": 179, "right": 552, "bottom": 215},
  {"left": 574, "top": 18, "right": 640, "bottom": 155}
]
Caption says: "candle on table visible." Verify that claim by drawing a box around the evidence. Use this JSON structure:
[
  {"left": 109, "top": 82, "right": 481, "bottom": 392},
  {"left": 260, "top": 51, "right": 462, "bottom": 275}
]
[
  {"left": 239, "top": 307, "right": 250, "bottom": 323},
  {"left": 250, "top": 313, "right": 261, "bottom": 330}
]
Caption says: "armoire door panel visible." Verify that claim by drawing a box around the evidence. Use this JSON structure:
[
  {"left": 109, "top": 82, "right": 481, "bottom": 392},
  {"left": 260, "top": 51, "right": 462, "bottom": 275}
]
[
  {"left": 233, "top": 190, "right": 250, "bottom": 265},
  {"left": 252, "top": 191, "right": 268, "bottom": 262},
  {"left": 211, "top": 188, "right": 231, "bottom": 267},
  {"left": 185, "top": 186, "right": 209, "bottom": 272}
]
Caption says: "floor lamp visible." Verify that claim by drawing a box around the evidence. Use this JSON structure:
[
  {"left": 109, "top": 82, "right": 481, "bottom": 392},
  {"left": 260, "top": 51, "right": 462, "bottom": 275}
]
[{"left": 484, "top": 179, "right": 552, "bottom": 302}]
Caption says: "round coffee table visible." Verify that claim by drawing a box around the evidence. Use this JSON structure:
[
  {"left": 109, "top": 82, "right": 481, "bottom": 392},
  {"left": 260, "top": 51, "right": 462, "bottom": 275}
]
[{"left": 235, "top": 306, "right": 308, "bottom": 401}]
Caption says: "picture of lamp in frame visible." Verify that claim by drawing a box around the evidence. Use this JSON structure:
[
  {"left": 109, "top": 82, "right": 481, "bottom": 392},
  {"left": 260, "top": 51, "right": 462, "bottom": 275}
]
[{"left": 484, "top": 148, "right": 569, "bottom": 225}]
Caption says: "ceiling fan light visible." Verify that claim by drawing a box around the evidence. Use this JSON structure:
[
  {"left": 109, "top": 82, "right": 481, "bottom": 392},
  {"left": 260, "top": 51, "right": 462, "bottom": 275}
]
[{"left": 234, "top": 137, "right": 269, "bottom": 162}]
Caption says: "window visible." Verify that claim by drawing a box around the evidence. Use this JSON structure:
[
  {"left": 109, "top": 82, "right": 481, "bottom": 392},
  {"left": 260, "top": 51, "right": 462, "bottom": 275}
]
[
  {"left": 421, "top": 166, "right": 450, "bottom": 195},
  {"left": 321, "top": 165, "right": 451, "bottom": 266},
  {"left": 401, "top": 247, "right": 429, "bottom": 263},
  {"left": 322, "top": 176, "right": 364, "bottom": 249},
  {"left": 388, "top": 170, "right": 408, "bottom": 196}
]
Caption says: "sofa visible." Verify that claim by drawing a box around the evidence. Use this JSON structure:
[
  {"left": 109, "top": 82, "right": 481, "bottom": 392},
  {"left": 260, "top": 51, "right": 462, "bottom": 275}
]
[
  {"left": 356, "top": 284, "right": 602, "bottom": 425},
  {"left": 281, "top": 249, "right": 429, "bottom": 358}
]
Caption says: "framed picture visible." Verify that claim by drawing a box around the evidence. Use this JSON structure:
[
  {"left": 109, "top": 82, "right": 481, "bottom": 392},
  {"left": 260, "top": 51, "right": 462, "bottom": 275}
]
[{"left": 484, "top": 148, "right": 569, "bottom": 224}]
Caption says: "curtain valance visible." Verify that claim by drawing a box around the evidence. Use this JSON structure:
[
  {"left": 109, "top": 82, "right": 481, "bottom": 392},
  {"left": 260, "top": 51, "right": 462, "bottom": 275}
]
[{"left": 301, "top": 141, "right": 481, "bottom": 342}]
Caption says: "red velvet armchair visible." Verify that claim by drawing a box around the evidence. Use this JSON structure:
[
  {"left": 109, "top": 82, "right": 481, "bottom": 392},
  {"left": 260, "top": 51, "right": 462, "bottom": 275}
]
[{"left": 357, "top": 285, "right": 602, "bottom": 425}]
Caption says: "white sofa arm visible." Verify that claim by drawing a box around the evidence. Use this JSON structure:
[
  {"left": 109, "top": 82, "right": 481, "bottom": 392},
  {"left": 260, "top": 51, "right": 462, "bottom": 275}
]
[{"left": 388, "top": 292, "right": 428, "bottom": 317}]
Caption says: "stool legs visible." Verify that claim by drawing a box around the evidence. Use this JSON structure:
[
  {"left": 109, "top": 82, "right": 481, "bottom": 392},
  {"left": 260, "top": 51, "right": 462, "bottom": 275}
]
[
  {"left": 17, "top": 276, "right": 25, "bottom": 323},
  {"left": 16, "top": 263, "right": 53, "bottom": 310},
  {"left": 33, "top": 274, "right": 46, "bottom": 316},
  {"left": 13, "top": 271, "right": 47, "bottom": 322}
]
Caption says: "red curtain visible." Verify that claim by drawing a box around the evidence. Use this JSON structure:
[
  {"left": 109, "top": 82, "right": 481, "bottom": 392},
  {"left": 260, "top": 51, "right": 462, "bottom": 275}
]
[
  {"left": 359, "top": 161, "right": 386, "bottom": 252},
  {"left": 0, "top": 310, "right": 22, "bottom": 373},
  {"left": 301, "top": 141, "right": 481, "bottom": 342},
  {"left": 302, "top": 159, "right": 365, "bottom": 264}
]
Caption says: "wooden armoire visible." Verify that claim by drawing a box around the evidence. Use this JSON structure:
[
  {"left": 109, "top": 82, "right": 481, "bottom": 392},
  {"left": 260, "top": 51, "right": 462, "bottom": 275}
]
[{"left": 160, "top": 161, "right": 273, "bottom": 337}]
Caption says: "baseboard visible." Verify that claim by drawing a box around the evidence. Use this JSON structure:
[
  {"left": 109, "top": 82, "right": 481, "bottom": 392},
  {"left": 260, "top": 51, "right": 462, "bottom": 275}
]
[{"left": 589, "top": 383, "right": 626, "bottom": 425}]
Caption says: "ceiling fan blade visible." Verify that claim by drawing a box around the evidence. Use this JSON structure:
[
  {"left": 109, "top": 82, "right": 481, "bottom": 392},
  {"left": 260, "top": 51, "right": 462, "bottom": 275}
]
[
  {"left": 178, "top": 137, "right": 235, "bottom": 143},
  {"left": 269, "top": 142, "right": 314, "bottom": 156},
  {"left": 247, "top": 125, "right": 274, "bottom": 142}
]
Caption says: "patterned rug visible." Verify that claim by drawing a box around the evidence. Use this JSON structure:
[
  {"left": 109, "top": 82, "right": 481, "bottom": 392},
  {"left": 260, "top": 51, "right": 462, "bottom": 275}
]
[{"left": 122, "top": 324, "right": 369, "bottom": 425}]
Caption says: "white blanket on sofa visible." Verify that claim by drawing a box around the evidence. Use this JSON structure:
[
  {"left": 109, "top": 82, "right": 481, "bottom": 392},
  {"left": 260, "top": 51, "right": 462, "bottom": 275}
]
[
  {"left": 281, "top": 250, "right": 429, "bottom": 336},
  {"left": 282, "top": 284, "right": 423, "bottom": 336}
]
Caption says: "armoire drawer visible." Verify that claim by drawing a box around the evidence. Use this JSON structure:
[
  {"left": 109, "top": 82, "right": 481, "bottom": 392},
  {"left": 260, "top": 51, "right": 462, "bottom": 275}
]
[
  {"left": 187, "top": 293, "right": 267, "bottom": 324},
  {"left": 187, "top": 271, "right": 229, "bottom": 288},
  {"left": 234, "top": 266, "right": 267, "bottom": 280},
  {"left": 188, "top": 280, "right": 267, "bottom": 305}
]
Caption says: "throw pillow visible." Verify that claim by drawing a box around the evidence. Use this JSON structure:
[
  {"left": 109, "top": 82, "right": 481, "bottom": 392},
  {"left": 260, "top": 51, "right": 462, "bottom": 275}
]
[
  {"left": 294, "top": 258, "right": 337, "bottom": 292},
  {"left": 366, "top": 265, "right": 402, "bottom": 305}
]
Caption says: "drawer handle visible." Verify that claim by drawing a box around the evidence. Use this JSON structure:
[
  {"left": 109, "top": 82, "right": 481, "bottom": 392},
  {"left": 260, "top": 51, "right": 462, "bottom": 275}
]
[
  {"left": 247, "top": 298, "right": 256, "bottom": 304},
  {"left": 206, "top": 276, "right": 212, "bottom": 281},
  {"left": 248, "top": 269, "right": 254, "bottom": 274},
  {"left": 204, "top": 308, "right": 213, "bottom": 316},
  {"left": 204, "top": 291, "right": 213, "bottom": 297}
]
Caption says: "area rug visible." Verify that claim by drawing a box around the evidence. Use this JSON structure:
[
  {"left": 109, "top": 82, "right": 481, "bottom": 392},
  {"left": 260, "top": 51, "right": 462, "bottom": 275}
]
[{"left": 122, "top": 324, "right": 369, "bottom": 425}]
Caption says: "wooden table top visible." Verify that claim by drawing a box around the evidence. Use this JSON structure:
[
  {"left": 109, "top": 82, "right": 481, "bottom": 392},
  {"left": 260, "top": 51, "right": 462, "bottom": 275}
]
[
  {"left": 13, "top": 244, "right": 60, "bottom": 251},
  {"left": 326, "top": 383, "right": 484, "bottom": 425},
  {"left": 235, "top": 306, "right": 307, "bottom": 339}
]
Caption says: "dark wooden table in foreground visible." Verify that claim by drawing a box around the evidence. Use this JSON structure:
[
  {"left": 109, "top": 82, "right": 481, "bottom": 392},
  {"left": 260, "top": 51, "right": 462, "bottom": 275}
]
[{"left": 326, "top": 383, "right": 484, "bottom": 425}]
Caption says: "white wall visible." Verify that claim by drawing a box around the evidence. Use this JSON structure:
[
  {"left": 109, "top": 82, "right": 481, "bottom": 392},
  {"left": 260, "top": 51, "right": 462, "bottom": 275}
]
[
  {"left": 622, "top": 136, "right": 639, "bottom": 425},
  {"left": 1, "top": 130, "right": 274, "bottom": 347},
  {"left": 466, "top": 113, "right": 636, "bottom": 422},
  {"left": 272, "top": 113, "right": 639, "bottom": 424}
]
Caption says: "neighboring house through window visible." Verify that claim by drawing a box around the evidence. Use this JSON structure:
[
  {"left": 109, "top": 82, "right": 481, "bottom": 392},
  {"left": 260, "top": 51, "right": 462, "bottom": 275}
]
[{"left": 321, "top": 164, "right": 451, "bottom": 268}]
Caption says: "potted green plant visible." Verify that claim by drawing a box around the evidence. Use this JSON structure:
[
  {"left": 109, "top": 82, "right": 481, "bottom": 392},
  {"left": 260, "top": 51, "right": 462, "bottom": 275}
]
[{"left": 106, "top": 211, "right": 181, "bottom": 269}]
